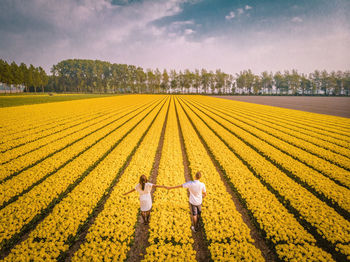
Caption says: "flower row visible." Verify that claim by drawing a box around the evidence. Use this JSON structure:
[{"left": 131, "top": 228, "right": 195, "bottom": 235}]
[
  {"left": 217, "top": 104, "right": 350, "bottom": 157},
  {"left": 213, "top": 103, "right": 350, "bottom": 171},
  {"left": 0, "top": 96, "right": 120, "bottom": 143},
  {"left": 176, "top": 98, "right": 264, "bottom": 261},
  {"left": 4, "top": 98, "right": 164, "bottom": 261},
  {"left": 187, "top": 98, "right": 350, "bottom": 210},
  {"left": 0, "top": 98, "right": 157, "bottom": 181},
  {"left": 182, "top": 96, "right": 350, "bottom": 258},
  {"left": 143, "top": 99, "right": 196, "bottom": 261},
  {"left": 200, "top": 96, "right": 350, "bottom": 147},
  {"left": 0, "top": 100, "right": 154, "bottom": 206},
  {"left": 0, "top": 103, "right": 125, "bottom": 162},
  {"left": 73, "top": 97, "right": 168, "bottom": 261},
  {"left": 0, "top": 98, "right": 162, "bottom": 251},
  {"left": 0, "top": 102, "right": 117, "bottom": 153},
  {"left": 179, "top": 97, "right": 336, "bottom": 261}
]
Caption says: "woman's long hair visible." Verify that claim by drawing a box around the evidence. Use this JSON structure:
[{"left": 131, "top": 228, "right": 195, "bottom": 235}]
[{"left": 139, "top": 175, "right": 147, "bottom": 190}]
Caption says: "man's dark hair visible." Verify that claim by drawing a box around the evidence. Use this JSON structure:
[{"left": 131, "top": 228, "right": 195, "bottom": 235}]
[{"left": 195, "top": 171, "right": 202, "bottom": 180}]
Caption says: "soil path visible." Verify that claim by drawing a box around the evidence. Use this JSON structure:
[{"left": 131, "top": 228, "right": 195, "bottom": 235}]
[
  {"left": 178, "top": 98, "right": 277, "bottom": 261},
  {"left": 214, "top": 96, "right": 350, "bottom": 118},
  {"left": 175, "top": 102, "right": 212, "bottom": 262},
  {"left": 63, "top": 148, "right": 135, "bottom": 261},
  {"left": 62, "top": 102, "right": 167, "bottom": 261},
  {"left": 126, "top": 103, "right": 170, "bottom": 262}
]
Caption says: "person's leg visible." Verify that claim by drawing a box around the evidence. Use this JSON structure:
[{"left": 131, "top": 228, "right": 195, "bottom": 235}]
[
  {"left": 141, "top": 211, "right": 147, "bottom": 224},
  {"left": 195, "top": 205, "right": 202, "bottom": 230},
  {"left": 193, "top": 214, "right": 198, "bottom": 228},
  {"left": 190, "top": 204, "right": 198, "bottom": 232},
  {"left": 145, "top": 211, "right": 151, "bottom": 224}
]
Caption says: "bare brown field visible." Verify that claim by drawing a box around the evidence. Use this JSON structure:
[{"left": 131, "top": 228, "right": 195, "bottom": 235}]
[{"left": 214, "top": 96, "right": 350, "bottom": 118}]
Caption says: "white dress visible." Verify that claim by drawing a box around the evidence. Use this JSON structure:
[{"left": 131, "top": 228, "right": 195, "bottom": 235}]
[{"left": 135, "top": 182, "right": 153, "bottom": 211}]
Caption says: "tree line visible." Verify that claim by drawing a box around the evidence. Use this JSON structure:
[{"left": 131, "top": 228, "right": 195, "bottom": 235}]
[
  {"left": 1, "top": 58, "right": 349, "bottom": 95},
  {"left": 0, "top": 59, "right": 48, "bottom": 93}
]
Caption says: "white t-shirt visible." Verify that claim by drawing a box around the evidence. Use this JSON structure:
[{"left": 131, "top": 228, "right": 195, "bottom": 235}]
[
  {"left": 135, "top": 182, "right": 153, "bottom": 211},
  {"left": 182, "top": 180, "right": 206, "bottom": 206}
]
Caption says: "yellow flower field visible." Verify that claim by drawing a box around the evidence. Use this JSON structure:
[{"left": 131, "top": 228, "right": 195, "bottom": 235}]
[{"left": 0, "top": 95, "right": 349, "bottom": 261}]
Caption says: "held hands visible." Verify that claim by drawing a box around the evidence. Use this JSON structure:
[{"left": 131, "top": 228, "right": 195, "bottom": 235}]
[
  {"left": 159, "top": 185, "right": 170, "bottom": 190},
  {"left": 123, "top": 185, "right": 178, "bottom": 196},
  {"left": 164, "top": 185, "right": 182, "bottom": 190},
  {"left": 156, "top": 185, "right": 171, "bottom": 190}
]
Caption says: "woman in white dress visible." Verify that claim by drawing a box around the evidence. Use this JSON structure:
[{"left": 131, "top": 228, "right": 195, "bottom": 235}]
[{"left": 123, "top": 175, "right": 167, "bottom": 224}]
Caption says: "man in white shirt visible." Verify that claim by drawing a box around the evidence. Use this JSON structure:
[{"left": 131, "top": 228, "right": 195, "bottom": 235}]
[{"left": 167, "top": 171, "right": 207, "bottom": 232}]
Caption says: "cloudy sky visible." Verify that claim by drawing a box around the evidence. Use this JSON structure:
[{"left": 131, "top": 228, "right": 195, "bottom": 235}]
[{"left": 0, "top": 0, "right": 349, "bottom": 74}]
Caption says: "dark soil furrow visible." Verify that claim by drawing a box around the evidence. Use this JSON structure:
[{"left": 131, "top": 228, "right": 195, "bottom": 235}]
[
  {"left": 0, "top": 100, "right": 158, "bottom": 184},
  {"left": 184, "top": 98, "right": 350, "bottom": 219},
  {"left": 177, "top": 97, "right": 277, "bottom": 262},
  {"left": 59, "top": 98, "right": 169, "bottom": 262},
  {"left": 180, "top": 97, "right": 346, "bottom": 262},
  {"left": 174, "top": 99, "right": 213, "bottom": 262},
  {"left": 1, "top": 104, "right": 117, "bottom": 144},
  {"left": 190, "top": 99, "right": 350, "bottom": 172},
  {"left": 212, "top": 104, "right": 350, "bottom": 156},
  {"left": 0, "top": 104, "right": 135, "bottom": 163},
  {"left": 125, "top": 98, "right": 170, "bottom": 262},
  {"left": 0, "top": 98, "right": 165, "bottom": 259}
]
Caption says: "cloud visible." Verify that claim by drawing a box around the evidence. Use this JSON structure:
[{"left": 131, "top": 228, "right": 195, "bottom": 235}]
[
  {"left": 291, "top": 17, "right": 303, "bottom": 23},
  {"left": 226, "top": 5, "right": 253, "bottom": 21},
  {"left": 0, "top": 0, "right": 188, "bottom": 71},
  {"left": 171, "top": 20, "right": 195, "bottom": 26},
  {"left": 237, "top": 8, "right": 244, "bottom": 15},
  {"left": 225, "top": 11, "right": 235, "bottom": 20},
  {"left": 165, "top": 19, "right": 196, "bottom": 38},
  {"left": 0, "top": 0, "right": 349, "bottom": 76},
  {"left": 184, "top": 28, "right": 195, "bottom": 35},
  {"left": 109, "top": 16, "right": 350, "bottom": 75}
]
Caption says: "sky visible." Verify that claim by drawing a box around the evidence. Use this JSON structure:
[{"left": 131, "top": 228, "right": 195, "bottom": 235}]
[{"left": 0, "top": 0, "right": 349, "bottom": 75}]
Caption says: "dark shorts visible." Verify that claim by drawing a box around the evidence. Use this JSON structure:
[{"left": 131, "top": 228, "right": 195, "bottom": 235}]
[{"left": 190, "top": 203, "right": 202, "bottom": 216}]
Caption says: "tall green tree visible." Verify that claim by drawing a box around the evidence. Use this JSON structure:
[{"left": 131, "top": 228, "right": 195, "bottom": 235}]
[
  {"left": 39, "top": 67, "right": 48, "bottom": 93},
  {"left": 127, "top": 65, "right": 137, "bottom": 93},
  {"left": 208, "top": 71, "right": 216, "bottom": 94},
  {"left": 274, "top": 71, "right": 287, "bottom": 94},
  {"left": 178, "top": 71, "right": 185, "bottom": 93},
  {"left": 136, "top": 67, "right": 146, "bottom": 93},
  {"left": 147, "top": 69, "right": 155, "bottom": 93},
  {"left": 320, "top": 70, "right": 329, "bottom": 95},
  {"left": 300, "top": 74, "right": 311, "bottom": 95},
  {"left": 193, "top": 69, "right": 201, "bottom": 94},
  {"left": 154, "top": 68, "right": 162, "bottom": 93},
  {"left": 2, "top": 62, "right": 13, "bottom": 92},
  {"left": 253, "top": 75, "right": 262, "bottom": 95},
  {"left": 343, "top": 71, "right": 350, "bottom": 95},
  {"left": 161, "top": 69, "right": 169, "bottom": 93},
  {"left": 236, "top": 70, "right": 255, "bottom": 94},
  {"left": 261, "top": 71, "right": 273, "bottom": 94},
  {"left": 170, "top": 69, "right": 178, "bottom": 93},
  {"left": 201, "top": 69, "right": 210, "bottom": 94},
  {"left": 215, "top": 69, "right": 226, "bottom": 94},
  {"left": 310, "top": 70, "right": 321, "bottom": 95},
  {"left": 183, "top": 69, "right": 193, "bottom": 93},
  {"left": 226, "top": 74, "right": 234, "bottom": 94}
]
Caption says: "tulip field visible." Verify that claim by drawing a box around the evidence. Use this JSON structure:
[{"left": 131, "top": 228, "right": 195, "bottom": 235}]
[{"left": 0, "top": 95, "right": 349, "bottom": 261}]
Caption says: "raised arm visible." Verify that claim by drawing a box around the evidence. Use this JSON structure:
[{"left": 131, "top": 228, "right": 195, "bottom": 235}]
[
  {"left": 153, "top": 185, "right": 168, "bottom": 189},
  {"left": 166, "top": 185, "right": 183, "bottom": 190},
  {"left": 123, "top": 188, "right": 136, "bottom": 196}
]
